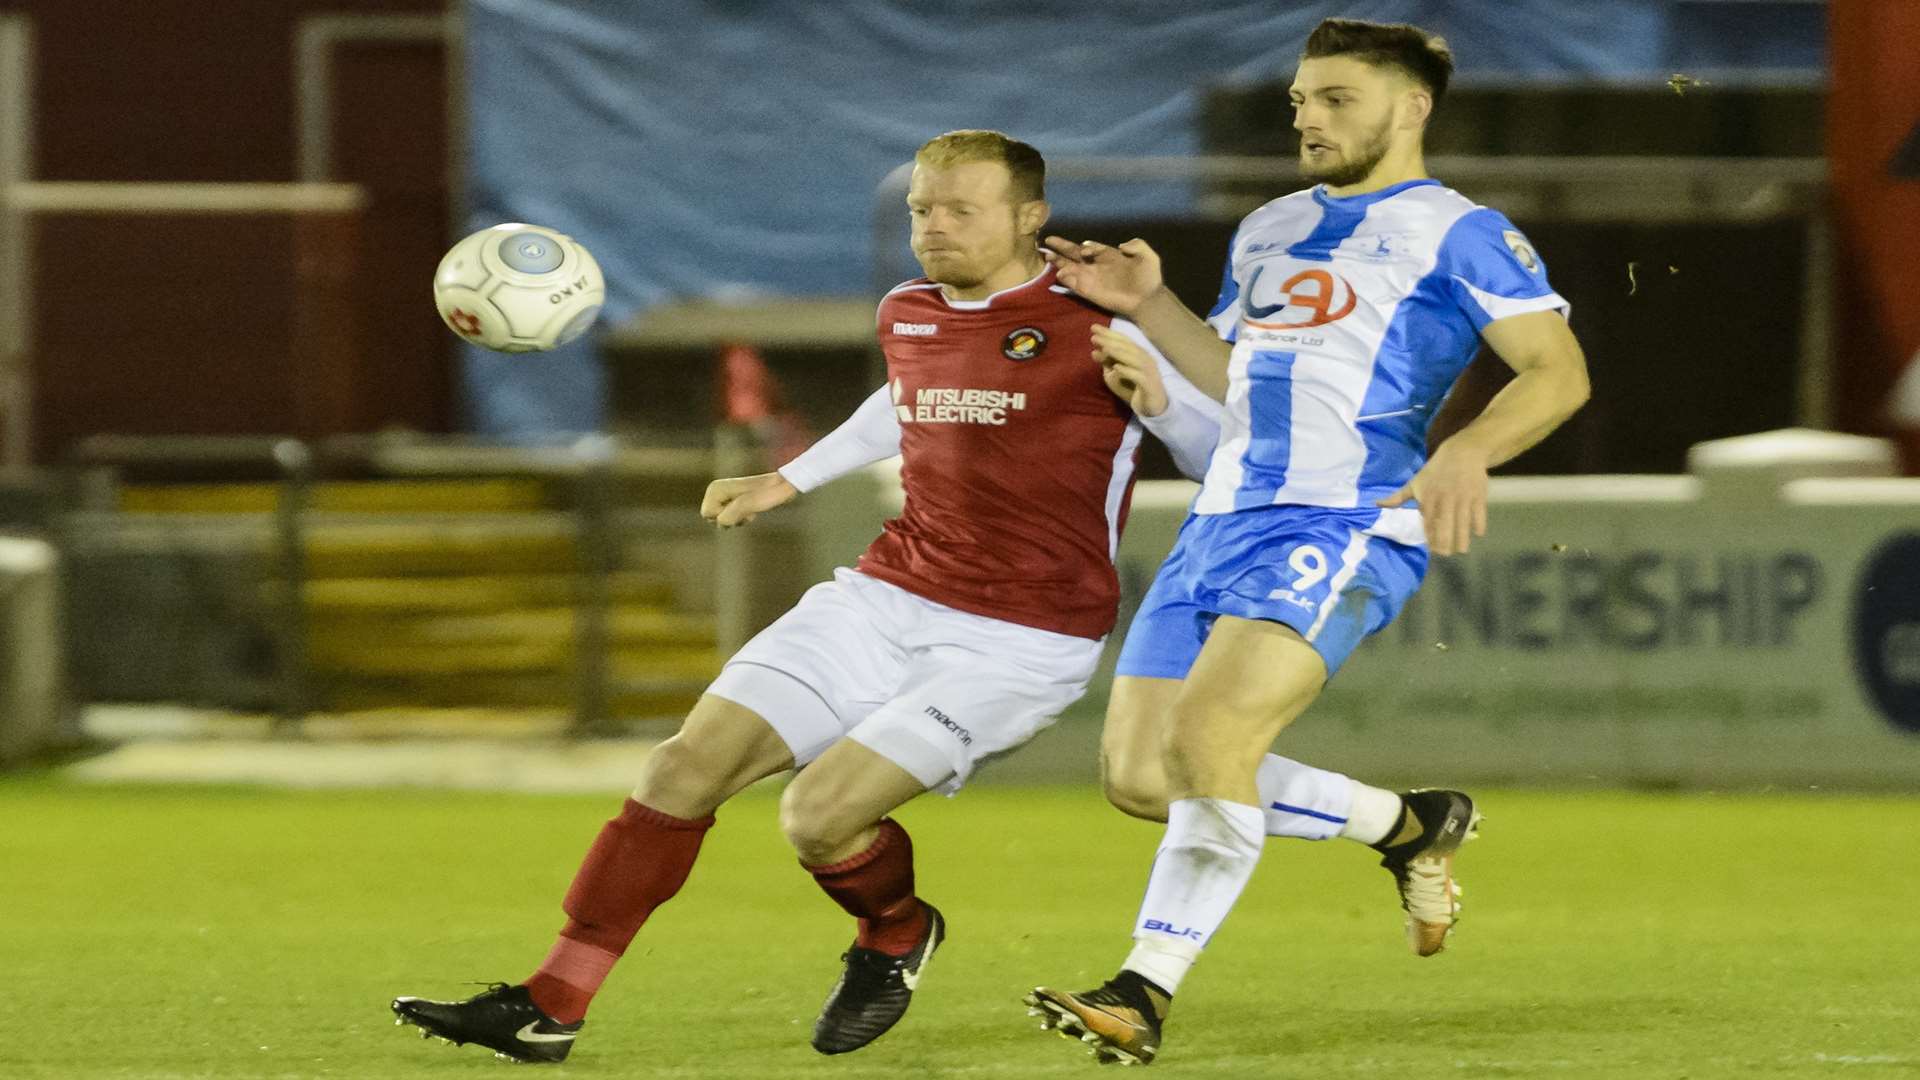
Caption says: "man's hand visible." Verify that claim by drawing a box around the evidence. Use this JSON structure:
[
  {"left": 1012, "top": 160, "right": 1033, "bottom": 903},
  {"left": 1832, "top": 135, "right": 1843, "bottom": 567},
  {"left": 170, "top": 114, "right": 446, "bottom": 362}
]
[
  {"left": 1042, "top": 236, "right": 1164, "bottom": 317},
  {"left": 1377, "top": 443, "right": 1490, "bottom": 556},
  {"left": 1091, "top": 324, "right": 1170, "bottom": 417},
  {"left": 701, "top": 472, "right": 798, "bottom": 528}
]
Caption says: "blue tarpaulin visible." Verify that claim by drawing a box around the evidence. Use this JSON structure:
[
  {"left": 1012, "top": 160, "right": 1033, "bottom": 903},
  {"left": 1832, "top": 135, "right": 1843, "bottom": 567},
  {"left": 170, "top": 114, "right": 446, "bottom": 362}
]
[{"left": 461, "top": 0, "right": 1822, "bottom": 436}]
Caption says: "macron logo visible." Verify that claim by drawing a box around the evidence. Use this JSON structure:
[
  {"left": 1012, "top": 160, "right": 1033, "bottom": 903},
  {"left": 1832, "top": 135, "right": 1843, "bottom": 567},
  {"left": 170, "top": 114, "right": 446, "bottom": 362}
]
[
  {"left": 923, "top": 704, "right": 973, "bottom": 746},
  {"left": 893, "top": 321, "right": 938, "bottom": 336}
]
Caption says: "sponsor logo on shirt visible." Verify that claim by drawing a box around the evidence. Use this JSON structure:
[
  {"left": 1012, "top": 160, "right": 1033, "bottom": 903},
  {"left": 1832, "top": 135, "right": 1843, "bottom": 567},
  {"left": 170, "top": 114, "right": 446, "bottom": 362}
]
[
  {"left": 1242, "top": 264, "right": 1358, "bottom": 330},
  {"left": 893, "top": 378, "right": 1028, "bottom": 426},
  {"left": 1001, "top": 325, "right": 1047, "bottom": 361},
  {"left": 893, "top": 321, "right": 939, "bottom": 336}
]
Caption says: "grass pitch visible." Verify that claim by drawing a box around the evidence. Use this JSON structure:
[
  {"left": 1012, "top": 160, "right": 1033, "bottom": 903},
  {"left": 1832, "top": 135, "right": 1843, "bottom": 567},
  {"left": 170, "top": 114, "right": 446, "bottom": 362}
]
[{"left": 2, "top": 777, "right": 1916, "bottom": 1079}]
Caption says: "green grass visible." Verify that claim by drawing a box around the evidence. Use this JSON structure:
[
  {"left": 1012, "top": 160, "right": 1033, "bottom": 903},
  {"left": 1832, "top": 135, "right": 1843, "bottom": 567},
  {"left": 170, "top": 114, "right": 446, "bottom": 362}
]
[{"left": 2, "top": 778, "right": 1917, "bottom": 1078}]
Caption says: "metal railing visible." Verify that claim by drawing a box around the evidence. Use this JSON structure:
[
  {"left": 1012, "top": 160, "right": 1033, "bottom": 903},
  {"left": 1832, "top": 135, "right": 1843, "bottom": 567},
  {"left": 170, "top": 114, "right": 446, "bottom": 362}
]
[{"left": 61, "top": 430, "right": 753, "bottom": 735}]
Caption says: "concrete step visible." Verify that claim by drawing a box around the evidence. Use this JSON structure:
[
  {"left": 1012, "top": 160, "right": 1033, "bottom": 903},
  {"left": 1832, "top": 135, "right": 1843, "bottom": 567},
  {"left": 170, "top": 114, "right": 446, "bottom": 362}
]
[
  {"left": 308, "top": 636, "right": 718, "bottom": 679},
  {"left": 119, "top": 478, "right": 552, "bottom": 515},
  {"left": 305, "top": 518, "right": 581, "bottom": 577},
  {"left": 67, "top": 484, "right": 722, "bottom": 716},
  {"left": 319, "top": 674, "right": 708, "bottom": 716},
  {"left": 307, "top": 606, "right": 712, "bottom": 649},
  {"left": 292, "top": 573, "right": 678, "bottom": 615}
]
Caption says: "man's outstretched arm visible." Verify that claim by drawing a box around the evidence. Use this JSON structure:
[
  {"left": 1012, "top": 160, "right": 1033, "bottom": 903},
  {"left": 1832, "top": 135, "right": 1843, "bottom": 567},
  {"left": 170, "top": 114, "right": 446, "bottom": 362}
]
[
  {"left": 702, "top": 384, "right": 902, "bottom": 528},
  {"left": 1044, "top": 237, "right": 1232, "bottom": 401}
]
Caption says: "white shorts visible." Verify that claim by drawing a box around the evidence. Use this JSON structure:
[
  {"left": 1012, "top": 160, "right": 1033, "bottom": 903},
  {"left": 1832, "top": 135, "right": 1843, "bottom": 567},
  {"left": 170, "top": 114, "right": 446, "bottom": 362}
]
[{"left": 707, "top": 568, "right": 1103, "bottom": 794}]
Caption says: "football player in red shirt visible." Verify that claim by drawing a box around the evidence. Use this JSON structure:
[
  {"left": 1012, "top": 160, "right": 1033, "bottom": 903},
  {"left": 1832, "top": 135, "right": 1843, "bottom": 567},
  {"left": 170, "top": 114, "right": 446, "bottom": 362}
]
[{"left": 389, "top": 129, "right": 1220, "bottom": 1064}]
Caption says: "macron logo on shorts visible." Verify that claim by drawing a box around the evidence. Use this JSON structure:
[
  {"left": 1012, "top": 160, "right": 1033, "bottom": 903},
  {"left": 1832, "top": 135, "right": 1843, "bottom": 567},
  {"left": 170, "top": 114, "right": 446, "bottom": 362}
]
[{"left": 923, "top": 704, "right": 973, "bottom": 746}]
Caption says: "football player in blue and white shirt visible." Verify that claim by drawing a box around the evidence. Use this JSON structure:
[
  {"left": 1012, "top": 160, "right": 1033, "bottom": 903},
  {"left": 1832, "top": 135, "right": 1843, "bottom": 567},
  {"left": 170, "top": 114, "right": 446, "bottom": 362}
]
[{"left": 1027, "top": 18, "right": 1591, "bottom": 1064}]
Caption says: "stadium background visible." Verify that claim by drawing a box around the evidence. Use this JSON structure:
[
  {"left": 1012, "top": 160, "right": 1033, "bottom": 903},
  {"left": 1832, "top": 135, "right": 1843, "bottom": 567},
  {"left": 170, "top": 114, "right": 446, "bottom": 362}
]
[{"left": 1, "top": 2, "right": 1917, "bottom": 1077}]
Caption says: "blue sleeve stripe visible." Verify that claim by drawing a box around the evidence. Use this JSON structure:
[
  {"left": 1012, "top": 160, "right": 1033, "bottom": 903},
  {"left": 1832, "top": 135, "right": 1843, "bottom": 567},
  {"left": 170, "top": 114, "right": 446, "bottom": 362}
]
[
  {"left": 1205, "top": 232, "right": 1239, "bottom": 319},
  {"left": 1438, "top": 208, "right": 1556, "bottom": 308}
]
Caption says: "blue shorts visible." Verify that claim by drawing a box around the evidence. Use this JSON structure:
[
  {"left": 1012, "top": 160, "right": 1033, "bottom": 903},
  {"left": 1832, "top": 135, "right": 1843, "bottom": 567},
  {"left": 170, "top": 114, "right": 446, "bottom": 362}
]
[{"left": 1115, "top": 505, "right": 1428, "bottom": 680}]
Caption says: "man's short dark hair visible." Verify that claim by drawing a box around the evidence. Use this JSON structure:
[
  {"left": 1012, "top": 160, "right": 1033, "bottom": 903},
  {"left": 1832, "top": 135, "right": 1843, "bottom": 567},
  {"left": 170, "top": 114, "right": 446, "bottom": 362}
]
[{"left": 1302, "top": 18, "right": 1454, "bottom": 105}]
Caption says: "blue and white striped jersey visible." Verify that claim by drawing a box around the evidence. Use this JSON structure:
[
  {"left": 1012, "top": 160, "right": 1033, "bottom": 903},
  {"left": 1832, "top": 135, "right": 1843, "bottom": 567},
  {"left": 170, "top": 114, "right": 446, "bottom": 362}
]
[{"left": 1196, "top": 178, "right": 1569, "bottom": 545}]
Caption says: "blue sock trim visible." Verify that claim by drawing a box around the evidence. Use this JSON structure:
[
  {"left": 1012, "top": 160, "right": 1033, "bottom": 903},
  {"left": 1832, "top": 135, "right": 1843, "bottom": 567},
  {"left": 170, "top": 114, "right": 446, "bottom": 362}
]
[{"left": 1270, "top": 800, "right": 1348, "bottom": 825}]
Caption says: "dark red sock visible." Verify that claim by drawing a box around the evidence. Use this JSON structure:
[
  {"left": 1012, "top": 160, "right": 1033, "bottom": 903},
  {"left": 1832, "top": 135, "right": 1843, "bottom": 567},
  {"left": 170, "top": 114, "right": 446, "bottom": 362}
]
[
  {"left": 524, "top": 798, "right": 713, "bottom": 1023},
  {"left": 803, "top": 818, "right": 929, "bottom": 956}
]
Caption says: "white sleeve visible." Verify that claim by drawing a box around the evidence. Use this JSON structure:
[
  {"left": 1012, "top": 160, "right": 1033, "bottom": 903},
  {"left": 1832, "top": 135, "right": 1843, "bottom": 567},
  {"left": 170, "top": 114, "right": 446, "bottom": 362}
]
[
  {"left": 776, "top": 383, "right": 903, "bottom": 494},
  {"left": 1109, "top": 319, "right": 1221, "bottom": 482}
]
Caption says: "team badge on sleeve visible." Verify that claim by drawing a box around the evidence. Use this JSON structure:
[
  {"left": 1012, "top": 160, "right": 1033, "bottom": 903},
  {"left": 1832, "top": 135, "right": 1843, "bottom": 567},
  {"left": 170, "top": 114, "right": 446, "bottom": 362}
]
[
  {"left": 1502, "top": 229, "right": 1540, "bottom": 273},
  {"left": 1002, "top": 326, "right": 1048, "bottom": 361}
]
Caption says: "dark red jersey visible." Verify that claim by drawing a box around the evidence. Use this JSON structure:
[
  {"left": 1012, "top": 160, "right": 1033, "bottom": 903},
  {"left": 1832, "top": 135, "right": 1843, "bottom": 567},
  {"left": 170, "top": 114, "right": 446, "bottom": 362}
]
[{"left": 856, "top": 267, "right": 1143, "bottom": 639}]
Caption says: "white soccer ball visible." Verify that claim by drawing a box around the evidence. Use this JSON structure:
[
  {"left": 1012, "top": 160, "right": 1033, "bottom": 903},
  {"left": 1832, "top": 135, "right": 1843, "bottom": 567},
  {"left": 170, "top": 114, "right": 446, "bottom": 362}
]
[{"left": 433, "top": 223, "right": 605, "bottom": 353}]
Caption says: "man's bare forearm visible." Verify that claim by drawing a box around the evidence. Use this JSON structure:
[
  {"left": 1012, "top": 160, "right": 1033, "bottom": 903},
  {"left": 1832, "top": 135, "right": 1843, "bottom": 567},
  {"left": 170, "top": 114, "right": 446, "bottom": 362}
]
[
  {"left": 1130, "top": 287, "right": 1233, "bottom": 402},
  {"left": 1439, "top": 363, "right": 1589, "bottom": 469},
  {"left": 1426, "top": 347, "right": 1511, "bottom": 454}
]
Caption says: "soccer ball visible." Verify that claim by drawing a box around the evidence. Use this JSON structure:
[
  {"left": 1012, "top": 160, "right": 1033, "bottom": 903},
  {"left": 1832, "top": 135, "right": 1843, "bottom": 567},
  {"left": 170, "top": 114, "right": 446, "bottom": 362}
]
[{"left": 433, "top": 224, "right": 605, "bottom": 353}]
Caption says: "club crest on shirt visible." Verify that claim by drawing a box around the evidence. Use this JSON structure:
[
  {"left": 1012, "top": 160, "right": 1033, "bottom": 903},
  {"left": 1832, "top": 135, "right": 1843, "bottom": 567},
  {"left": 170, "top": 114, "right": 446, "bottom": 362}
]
[
  {"left": 1503, "top": 229, "right": 1540, "bottom": 273},
  {"left": 1001, "top": 326, "right": 1047, "bottom": 361},
  {"left": 1358, "top": 231, "right": 1411, "bottom": 260}
]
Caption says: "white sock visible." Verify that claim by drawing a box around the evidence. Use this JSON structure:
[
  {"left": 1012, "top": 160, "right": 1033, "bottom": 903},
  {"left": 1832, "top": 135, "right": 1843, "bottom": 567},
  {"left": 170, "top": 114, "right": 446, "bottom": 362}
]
[
  {"left": 1256, "top": 754, "right": 1355, "bottom": 840},
  {"left": 1339, "top": 782, "right": 1405, "bottom": 846},
  {"left": 1255, "top": 754, "right": 1404, "bottom": 846},
  {"left": 1122, "top": 936, "right": 1199, "bottom": 995},
  {"left": 1127, "top": 798, "right": 1265, "bottom": 992}
]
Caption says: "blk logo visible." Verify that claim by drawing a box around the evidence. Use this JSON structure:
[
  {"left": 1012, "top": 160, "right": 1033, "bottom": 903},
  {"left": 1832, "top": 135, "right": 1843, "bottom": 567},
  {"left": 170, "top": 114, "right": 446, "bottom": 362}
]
[
  {"left": 1142, "top": 919, "right": 1206, "bottom": 941},
  {"left": 1243, "top": 264, "right": 1357, "bottom": 329}
]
